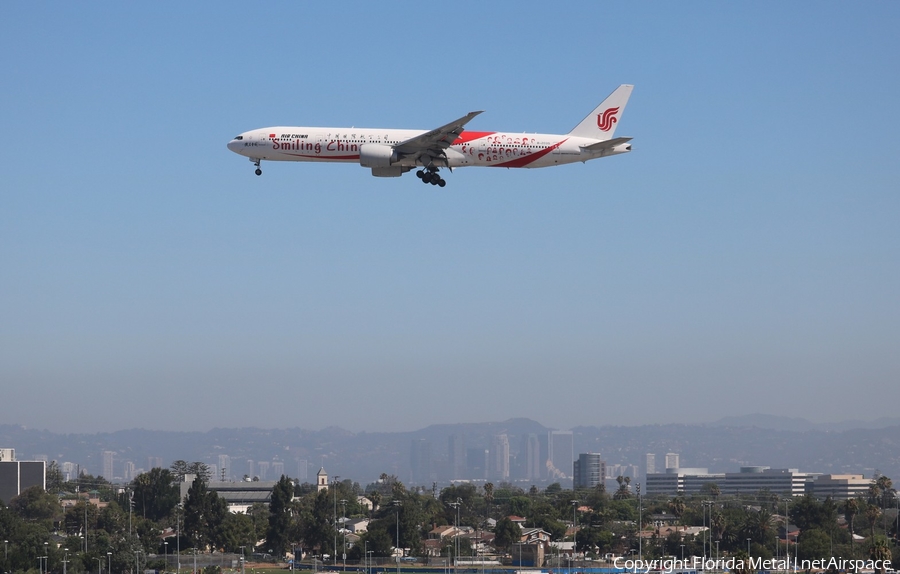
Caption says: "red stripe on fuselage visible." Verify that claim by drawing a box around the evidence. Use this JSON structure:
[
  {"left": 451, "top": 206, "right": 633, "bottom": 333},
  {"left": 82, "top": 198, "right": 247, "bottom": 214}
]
[
  {"left": 282, "top": 152, "right": 360, "bottom": 160},
  {"left": 491, "top": 138, "right": 567, "bottom": 168},
  {"left": 453, "top": 131, "right": 496, "bottom": 144}
]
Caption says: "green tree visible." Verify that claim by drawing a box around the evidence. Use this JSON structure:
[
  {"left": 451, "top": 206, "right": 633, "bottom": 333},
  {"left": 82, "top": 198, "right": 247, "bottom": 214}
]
[
  {"left": 796, "top": 528, "right": 831, "bottom": 560},
  {"left": 218, "top": 512, "right": 257, "bottom": 553},
  {"left": 266, "top": 476, "right": 297, "bottom": 556},
  {"left": 170, "top": 460, "right": 212, "bottom": 483},
  {"left": 493, "top": 517, "right": 520, "bottom": 552},
  {"left": 132, "top": 467, "right": 180, "bottom": 522},
  {"left": 182, "top": 476, "right": 227, "bottom": 550},
  {"left": 9, "top": 486, "right": 62, "bottom": 531}
]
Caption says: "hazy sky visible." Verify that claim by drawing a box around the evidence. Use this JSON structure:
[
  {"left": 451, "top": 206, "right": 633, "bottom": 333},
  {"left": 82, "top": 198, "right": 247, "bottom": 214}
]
[{"left": 2, "top": 3, "right": 898, "bottom": 434}]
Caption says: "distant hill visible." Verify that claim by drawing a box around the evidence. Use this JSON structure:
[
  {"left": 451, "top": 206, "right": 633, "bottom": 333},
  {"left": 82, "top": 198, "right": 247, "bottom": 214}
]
[{"left": 708, "top": 414, "right": 900, "bottom": 432}]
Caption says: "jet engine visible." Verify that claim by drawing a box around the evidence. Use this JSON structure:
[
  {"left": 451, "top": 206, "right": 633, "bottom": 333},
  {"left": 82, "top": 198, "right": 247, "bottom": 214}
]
[{"left": 359, "top": 144, "right": 397, "bottom": 168}]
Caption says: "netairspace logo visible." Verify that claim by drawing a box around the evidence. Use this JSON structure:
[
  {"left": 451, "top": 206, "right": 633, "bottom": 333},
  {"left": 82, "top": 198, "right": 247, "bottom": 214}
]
[{"left": 613, "top": 557, "right": 893, "bottom": 573}]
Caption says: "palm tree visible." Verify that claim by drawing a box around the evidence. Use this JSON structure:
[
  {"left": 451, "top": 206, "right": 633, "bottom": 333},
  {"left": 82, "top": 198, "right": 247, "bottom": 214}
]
[
  {"left": 844, "top": 498, "right": 859, "bottom": 557},
  {"left": 875, "top": 476, "right": 894, "bottom": 509},
  {"left": 368, "top": 490, "right": 381, "bottom": 516},
  {"left": 865, "top": 503, "right": 881, "bottom": 538},
  {"left": 668, "top": 497, "right": 686, "bottom": 532},
  {"left": 869, "top": 535, "right": 891, "bottom": 574},
  {"left": 711, "top": 511, "right": 727, "bottom": 542}
]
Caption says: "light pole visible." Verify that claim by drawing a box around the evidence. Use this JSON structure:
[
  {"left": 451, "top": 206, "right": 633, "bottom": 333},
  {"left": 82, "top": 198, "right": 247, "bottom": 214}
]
[
  {"left": 680, "top": 544, "right": 685, "bottom": 562},
  {"left": 240, "top": 546, "right": 245, "bottom": 574},
  {"left": 176, "top": 503, "right": 182, "bottom": 574},
  {"left": 164, "top": 541, "right": 168, "bottom": 573},
  {"left": 332, "top": 476, "right": 340, "bottom": 567},
  {"left": 571, "top": 500, "right": 578, "bottom": 573},
  {"left": 63, "top": 548, "right": 69, "bottom": 574},
  {"left": 392, "top": 500, "right": 401, "bottom": 574},
  {"left": 95, "top": 557, "right": 102, "bottom": 574},
  {"left": 746, "top": 538, "right": 751, "bottom": 557},
  {"left": 715, "top": 541, "right": 719, "bottom": 569},
  {"left": 637, "top": 483, "right": 642, "bottom": 564},
  {"left": 448, "top": 499, "right": 461, "bottom": 574},
  {"left": 107, "top": 551, "right": 112, "bottom": 574},
  {"left": 340, "top": 499, "right": 347, "bottom": 571}
]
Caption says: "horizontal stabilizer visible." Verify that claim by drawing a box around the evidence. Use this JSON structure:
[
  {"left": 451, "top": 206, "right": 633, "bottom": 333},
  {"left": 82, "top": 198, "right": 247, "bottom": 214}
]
[{"left": 581, "top": 137, "right": 632, "bottom": 151}]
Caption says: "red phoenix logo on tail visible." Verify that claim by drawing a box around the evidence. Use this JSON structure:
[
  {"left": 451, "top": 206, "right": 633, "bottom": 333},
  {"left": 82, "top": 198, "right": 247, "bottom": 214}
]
[{"left": 597, "top": 107, "right": 619, "bottom": 131}]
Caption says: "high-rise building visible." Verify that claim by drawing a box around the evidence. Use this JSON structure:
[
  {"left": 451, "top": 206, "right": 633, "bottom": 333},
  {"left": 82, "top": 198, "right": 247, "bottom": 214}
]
[
  {"left": 257, "top": 461, "right": 270, "bottom": 481},
  {"left": 297, "top": 459, "right": 308, "bottom": 481},
  {"left": 573, "top": 453, "right": 606, "bottom": 489},
  {"left": 123, "top": 461, "right": 136, "bottom": 482},
  {"left": 272, "top": 461, "right": 285, "bottom": 478},
  {"left": 147, "top": 456, "right": 163, "bottom": 470},
  {"left": 448, "top": 434, "right": 466, "bottom": 479},
  {"left": 247, "top": 459, "right": 255, "bottom": 479},
  {"left": 665, "top": 452, "right": 680, "bottom": 470},
  {"left": 523, "top": 434, "right": 542, "bottom": 481},
  {"left": 410, "top": 439, "right": 433, "bottom": 484},
  {"left": 548, "top": 431, "right": 574, "bottom": 482},
  {"left": 102, "top": 451, "right": 115, "bottom": 481},
  {"left": 489, "top": 434, "right": 510, "bottom": 480},
  {"left": 645, "top": 453, "right": 656, "bottom": 476},
  {"left": 467, "top": 448, "right": 488, "bottom": 479}
]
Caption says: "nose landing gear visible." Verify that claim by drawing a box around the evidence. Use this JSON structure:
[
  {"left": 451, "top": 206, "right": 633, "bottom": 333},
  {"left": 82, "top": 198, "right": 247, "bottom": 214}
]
[
  {"left": 416, "top": 168, "right": 446, "bottom": 187},
  {"left": 252, "top": 158, "right": 262, "bottom": 176}
]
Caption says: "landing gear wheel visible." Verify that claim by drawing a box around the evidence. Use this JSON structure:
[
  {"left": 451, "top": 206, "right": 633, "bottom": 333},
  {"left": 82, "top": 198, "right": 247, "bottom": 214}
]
[
  {"left": 422, "top": 172, "right": 433, "bottom": 184},
  {"left": 252, "top": 159, "right": 262, "bottom": 176},
  {"left": 255, "top": 168, "right": 262, "bottom": 176},
  {"left": 416, "top": 170, "right": 425, "bottom": 179},
  {"left": 437, "top": 179, "right": 446, "bottom": 188}
]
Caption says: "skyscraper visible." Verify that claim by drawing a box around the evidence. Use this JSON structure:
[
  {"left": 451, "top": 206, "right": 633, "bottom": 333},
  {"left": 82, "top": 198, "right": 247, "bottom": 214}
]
[
  {"left": 257, "top": 461, "right": 270, "bottom": 481},
  {"left": 101, "top": 451, "right": 115, "bottom": 481},
  {"left": 573, "top": 453, "right": 606, "bottom": 489},
  {"left": 548, "top": 431, "right": 574, "bottom": 482},
  {"left": 448, "top": 434, "right": 466, "bottom": 479},
  {"left": 297, "top": 459, "right": 308, "bottom": 481},
  {"left": 646, "top": 453, "right": 656, "bottom": 476},
  {"left": 665, "top": 452, "right": 680, "bottom": 470},
  {"left": 523, "top": 433, "right": 542, "bottom": 481},
  {"left": 489, "top": 434, "right": 510, "bottom": 480},
  {"left": 410, "top": 439, "right": 432, "bottom": 484}
]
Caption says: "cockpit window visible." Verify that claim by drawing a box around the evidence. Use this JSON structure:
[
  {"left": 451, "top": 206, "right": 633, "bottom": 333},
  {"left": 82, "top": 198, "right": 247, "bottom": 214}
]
[{"left": 234, "top": 135, "right": 243, "bottom": 140}]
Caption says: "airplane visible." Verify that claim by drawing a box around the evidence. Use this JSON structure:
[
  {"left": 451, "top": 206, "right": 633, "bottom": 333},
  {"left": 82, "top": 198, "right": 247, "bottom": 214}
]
[{"left": 227, "top": 84, "right": 633, "bottom": 187}]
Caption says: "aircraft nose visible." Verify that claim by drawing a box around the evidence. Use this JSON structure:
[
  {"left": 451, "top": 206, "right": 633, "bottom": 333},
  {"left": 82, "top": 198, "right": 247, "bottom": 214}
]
[{"left": 227, "top": 135, "right": 247, "bottom": 154}]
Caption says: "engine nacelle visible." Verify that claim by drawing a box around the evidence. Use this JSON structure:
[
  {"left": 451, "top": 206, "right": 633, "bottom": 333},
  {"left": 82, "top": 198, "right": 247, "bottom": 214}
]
[
  {"left": 371, "top": 166, "right": 403, "bottom": 177},
  {"left": 359, "top": 144, "right": 396, "bottom": 168}
]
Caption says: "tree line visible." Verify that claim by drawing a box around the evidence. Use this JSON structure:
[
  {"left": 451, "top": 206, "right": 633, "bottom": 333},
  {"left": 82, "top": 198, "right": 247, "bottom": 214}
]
[{"left": 2, "top": 465, "right": 898, "bottom": 573}]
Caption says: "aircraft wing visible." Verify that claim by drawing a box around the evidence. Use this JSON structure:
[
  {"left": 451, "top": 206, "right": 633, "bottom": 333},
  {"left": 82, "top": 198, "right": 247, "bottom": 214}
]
[
  {"left": 394, "top": 111, "right": 483, "bottom": 163},
  {"left": 581, "top": 136, "right": 632, "bottom": 152}
]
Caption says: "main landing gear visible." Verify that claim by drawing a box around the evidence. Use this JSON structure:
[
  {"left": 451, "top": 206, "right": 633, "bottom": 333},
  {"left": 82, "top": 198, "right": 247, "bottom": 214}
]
[
  {"left": 416, "top": 168, "right": 446, "bottom": 187},
  {"left": 253, "top": 158, "right": 262, "bottom": 176}
]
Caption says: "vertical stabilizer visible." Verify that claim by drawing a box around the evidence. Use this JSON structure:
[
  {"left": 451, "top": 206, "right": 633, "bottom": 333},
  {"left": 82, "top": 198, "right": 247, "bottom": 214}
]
[{"left": 568, "top": 84, "right": 633, "bottom": 140}]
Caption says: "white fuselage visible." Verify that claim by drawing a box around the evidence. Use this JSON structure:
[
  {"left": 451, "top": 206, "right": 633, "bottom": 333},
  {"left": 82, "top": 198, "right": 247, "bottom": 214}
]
[{"left": 227, "top": 127, "right": 629, "bottom": 170}]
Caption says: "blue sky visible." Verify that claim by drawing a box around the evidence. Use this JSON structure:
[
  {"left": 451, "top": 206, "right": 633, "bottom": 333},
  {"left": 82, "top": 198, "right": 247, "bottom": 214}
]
[{"left": 2, "top": 3, "right": 898, "bottom": 433}]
